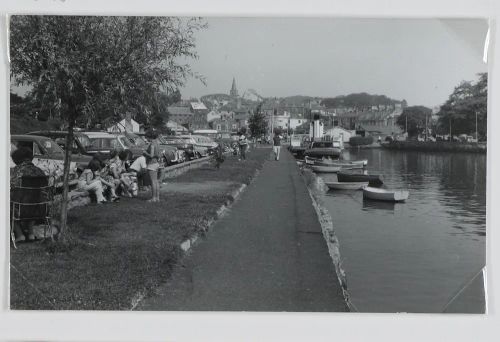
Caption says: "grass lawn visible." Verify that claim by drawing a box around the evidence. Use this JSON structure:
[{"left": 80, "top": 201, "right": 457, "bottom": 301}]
[{"left": 10, "top": 147, "right": 271, "bottom": 310}]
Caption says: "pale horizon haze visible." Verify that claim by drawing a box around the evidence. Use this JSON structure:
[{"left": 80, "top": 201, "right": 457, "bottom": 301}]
[{"left": 180, "top": 18, "right": 488, "bottom": 107}]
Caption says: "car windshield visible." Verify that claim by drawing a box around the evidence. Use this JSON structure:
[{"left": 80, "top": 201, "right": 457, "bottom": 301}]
[
  {"left": 117, "top": 136, "right": 133, "bottom": 148},
  {"left": 89, "top": 137, "right": 122, "bottom": 150},
  {"left": 39, "top": 138, "right": 65, "bottom": 155},
  {"left": 126, "top": 133, "right": 147, "bottom": 147},
  {"left": 76, "top": 135, "right": 92, "bottom": 149}
]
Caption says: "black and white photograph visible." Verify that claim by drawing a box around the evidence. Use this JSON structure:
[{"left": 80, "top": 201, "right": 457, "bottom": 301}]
[{"left": 8, "top": 15, "right": 488, "bottom": 316}]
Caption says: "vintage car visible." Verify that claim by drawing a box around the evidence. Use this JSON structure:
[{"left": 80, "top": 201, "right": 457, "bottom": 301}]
[
  {"left": 125, "top": 132, "right": 184, "bottom": 165},
  {"left": 187, "top": 135, "right": 218, "bottom": 155},
  {"left": 10, "top": 135, "right": 80, "bottom": 188},
  {"left": 178, "top": 135, "right": 210, "bottom": 158},
  {"left": 27, "top": 130, "right": 94, "bottom": 158},
  {"left": 161, "top": 136, "right": 196, "bottom": 160},
  {"left": 304, "top": 140, "right": 342, "bottom": 159},
  {"left": 83, "top": 131, "right": 145, "bottom": 159},
  {"left": 154, "top": 136, "right": 185, "bottom": 165}
]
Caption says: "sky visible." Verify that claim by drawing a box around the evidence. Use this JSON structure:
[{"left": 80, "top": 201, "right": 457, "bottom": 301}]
[{"left": 180, "top": 18, "right": 488, "bottom": 107}]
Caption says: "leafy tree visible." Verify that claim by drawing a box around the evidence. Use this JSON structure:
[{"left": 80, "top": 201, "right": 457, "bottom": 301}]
[
  {"left": 10, "top": 16, "right": 205, "bottom": 239},
  {"left": 248, "top": 111, "right": 267, "bottom": 137},
  {"left": 248, "top": 101, "right": 267, "bottom": 137},
  {"left": 437, "top": 73, "right": 487, "bottom": 139},
  {"left": 396, "top": 106, "right": 432, "bottom": 137}
]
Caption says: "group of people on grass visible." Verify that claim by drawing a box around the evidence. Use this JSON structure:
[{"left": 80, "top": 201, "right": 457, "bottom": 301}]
[
  {"left": 77, "top": 130, "right": 163, "bottom": 204},
  {"left": 10, "top": 130, "right": 182, "bottom": 243}
]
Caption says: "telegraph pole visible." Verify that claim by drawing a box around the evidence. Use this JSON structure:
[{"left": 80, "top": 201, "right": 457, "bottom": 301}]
[
  {"left": 425, "top": 112, "right": 428, "bottom": 141},
  {"left": 475, "top": 110, "right": 478, "bottom": 141},
  {"left": 449, "top": 117, "right": 452, "bottom": 141}
]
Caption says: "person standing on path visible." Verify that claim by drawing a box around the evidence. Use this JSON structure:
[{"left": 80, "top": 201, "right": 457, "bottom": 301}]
[
  {"left": 143, "top": 130, "right": 161, "bottom": 202},
  {"left": 238, "top": 131, "right": 248, "bottom": 161},
  {"left": 273, "top": 132, "right": 282, "bottom": 161}
]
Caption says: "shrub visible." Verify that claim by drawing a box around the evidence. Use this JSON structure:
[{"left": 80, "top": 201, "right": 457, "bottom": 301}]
[{"left": 349, "top": 135, "right": 374, "bottom": 146}]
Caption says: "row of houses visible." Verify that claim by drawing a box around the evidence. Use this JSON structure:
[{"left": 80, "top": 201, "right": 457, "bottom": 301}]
[{"left": 109, "top": 101, "right": 404, "bottom": 138}]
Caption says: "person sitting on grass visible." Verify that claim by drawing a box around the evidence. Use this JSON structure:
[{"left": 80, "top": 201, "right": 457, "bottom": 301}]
[
  {"left": 77, "top": 159, "right": 109, "bottom": 204},
  {"left": 111, "top": 149, "right": 136, "bottom": 197},
  {"left": 98, "top": 154, "right": 121, "bottom": 202},
  {"left": 10, "top": 147, "right": 47, "bottom": 242}
]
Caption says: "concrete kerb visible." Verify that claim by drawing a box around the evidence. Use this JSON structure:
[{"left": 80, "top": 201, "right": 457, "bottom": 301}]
[{"left": 300, "top": 167, "right": 355, "bottom": 312}]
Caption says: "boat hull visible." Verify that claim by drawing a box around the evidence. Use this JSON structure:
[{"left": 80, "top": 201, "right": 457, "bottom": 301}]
[
  {"left": 362, "top": 186, "right": 409, "bottom": 202},
  {"left": 311, "top": 165, "right": 341, "bottom": 173},
  {"left": 325, "top": 181, "right": 368, "bottom": 190},
  {"left": 337, "top": 172, "right": 384, "bottom": 187},
  {"left": 304, "top": 148, "right": 342, "bottom": 159}
]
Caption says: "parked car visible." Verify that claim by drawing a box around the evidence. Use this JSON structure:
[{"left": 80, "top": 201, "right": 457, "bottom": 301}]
[
  {"left": 10, "top": 135, "right": 79, "bottom": 188},
  {"left": 162, "top": 136, "right": 196, "bottom": 160},
  {"left": 184, "top": 135, "right": 218, "bottom": 155},
  {"left": 27, "top": 130, "right": 94, "bottom": 157},
  {"left": 178, "top": 135, "right": 210, "bottom": 158},
  {"left": 155, "top": 136, "right": 185, "bottom": 165},
  {"left": 83, "top": 131, "right": 144, "bottom": 159},
  {"left": 304, "top": 140, "right": 342, "bottom": 159}
]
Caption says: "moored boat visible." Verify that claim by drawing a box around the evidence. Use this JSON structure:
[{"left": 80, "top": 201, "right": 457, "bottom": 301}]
[
  {"left": 315, "top": 161, "right": 365, "bottom": 170},
  {"left": 362, "top": 186, "right": 409, "bottom": 202},
  {"left": 337, "top": 171, "right": 384, "bottom": 187},
  {"left": 325, "top": 181, "right": 368, "bottom": 190},
  {"left": 311, "top": 165, "right": 341, "bottom": 173}
]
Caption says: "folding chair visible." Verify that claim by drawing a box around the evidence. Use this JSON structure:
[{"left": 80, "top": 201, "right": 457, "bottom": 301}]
[{"left": 10, "top": 175, "right": 54, "bottom": 249}]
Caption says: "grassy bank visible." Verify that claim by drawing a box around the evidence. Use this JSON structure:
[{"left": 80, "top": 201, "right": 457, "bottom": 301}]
[
  {"left": 10, "top": 147, "right": 271, "bottom": 310},
  {"left": 382, "top": 141, "right": 486, "bottom": 153}
]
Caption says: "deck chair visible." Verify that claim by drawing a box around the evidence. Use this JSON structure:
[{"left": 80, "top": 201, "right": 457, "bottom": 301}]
[{"left": 10, "top": 175, "right": 54, "bottom": 249}]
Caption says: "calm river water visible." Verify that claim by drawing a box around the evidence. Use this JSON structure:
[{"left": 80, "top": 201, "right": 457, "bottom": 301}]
[{"left": 316, "top": 148, "right": 486, "bottom": 313}]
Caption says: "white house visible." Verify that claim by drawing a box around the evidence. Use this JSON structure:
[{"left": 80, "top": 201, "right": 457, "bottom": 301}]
[
  {"left": 108, "top": 114, "right": 141, "bottom": 133},
  {"left": 324, "top": 126, "right": 355, "bottom": 143}
]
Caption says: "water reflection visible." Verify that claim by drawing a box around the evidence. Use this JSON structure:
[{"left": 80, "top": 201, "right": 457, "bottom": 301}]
[
  {"left": 362, "top": 199, "right": 396, "bottom": 212},
  {"left": 320, "top": 149, "right": 486, "bottom": 313}
]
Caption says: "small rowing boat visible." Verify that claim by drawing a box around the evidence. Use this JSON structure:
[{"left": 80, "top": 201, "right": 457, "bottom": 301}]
[
  {"left": 325, "top": 181, "right": 368, "bottom": 190},
  {"left": 362, "top": 186, "right": 409, "bottom": 202},
  {"left": 311, "top": 165, "right": 341, "bottom": 173},
  {"left": 314, "top": 161, "right": 365, "bottom": 169},
  {"left": 337, "top": 171, "right": 384, "bottom": 187}
]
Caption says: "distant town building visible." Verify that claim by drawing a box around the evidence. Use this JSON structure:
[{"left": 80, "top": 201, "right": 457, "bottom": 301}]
[
  {"left": 324, "top": 126, "right": 354, "bottom": 143},
  {"left": 335, "top": 106, "right": 403, "bottom": 136},
  {"left": 167, "top": 105, "right": 193, "bottom": 127},
  {"left": 189, "top": 101, "right": 209, "bottom": 130}
]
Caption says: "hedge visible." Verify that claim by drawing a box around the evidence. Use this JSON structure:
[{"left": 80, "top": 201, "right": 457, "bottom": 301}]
[{"left": 349, "top": 135, "right": 374, "bottom": 146}]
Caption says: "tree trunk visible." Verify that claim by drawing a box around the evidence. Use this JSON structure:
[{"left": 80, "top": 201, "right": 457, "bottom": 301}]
[{"left": 57, "top": 119, "right": 75, "bottom": 241}]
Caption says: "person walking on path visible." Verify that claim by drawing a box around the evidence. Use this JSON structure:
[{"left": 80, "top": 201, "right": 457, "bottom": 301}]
[
  {"left": 143, "top": 130, "right": 161, "bottom": 202},
  {"left": 273, "top": 132, "right": 282, "bottom": 161},
  {"left": 238, "top": 131, "right": 248, "bottom": 161}
]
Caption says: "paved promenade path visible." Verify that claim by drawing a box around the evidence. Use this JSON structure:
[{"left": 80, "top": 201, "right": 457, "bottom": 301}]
[{"left": 138, "top": 148, "right": 348, "bottom": 312}]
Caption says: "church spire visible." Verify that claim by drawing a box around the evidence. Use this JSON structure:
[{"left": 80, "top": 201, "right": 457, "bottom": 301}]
[{"left": 230, "top": 77, "right": 238, "bottom": 98}]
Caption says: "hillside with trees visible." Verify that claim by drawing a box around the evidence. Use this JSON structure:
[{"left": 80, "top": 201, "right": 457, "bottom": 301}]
[{"left": 320, "top": 93, "right": 403, "bottom": 109}]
